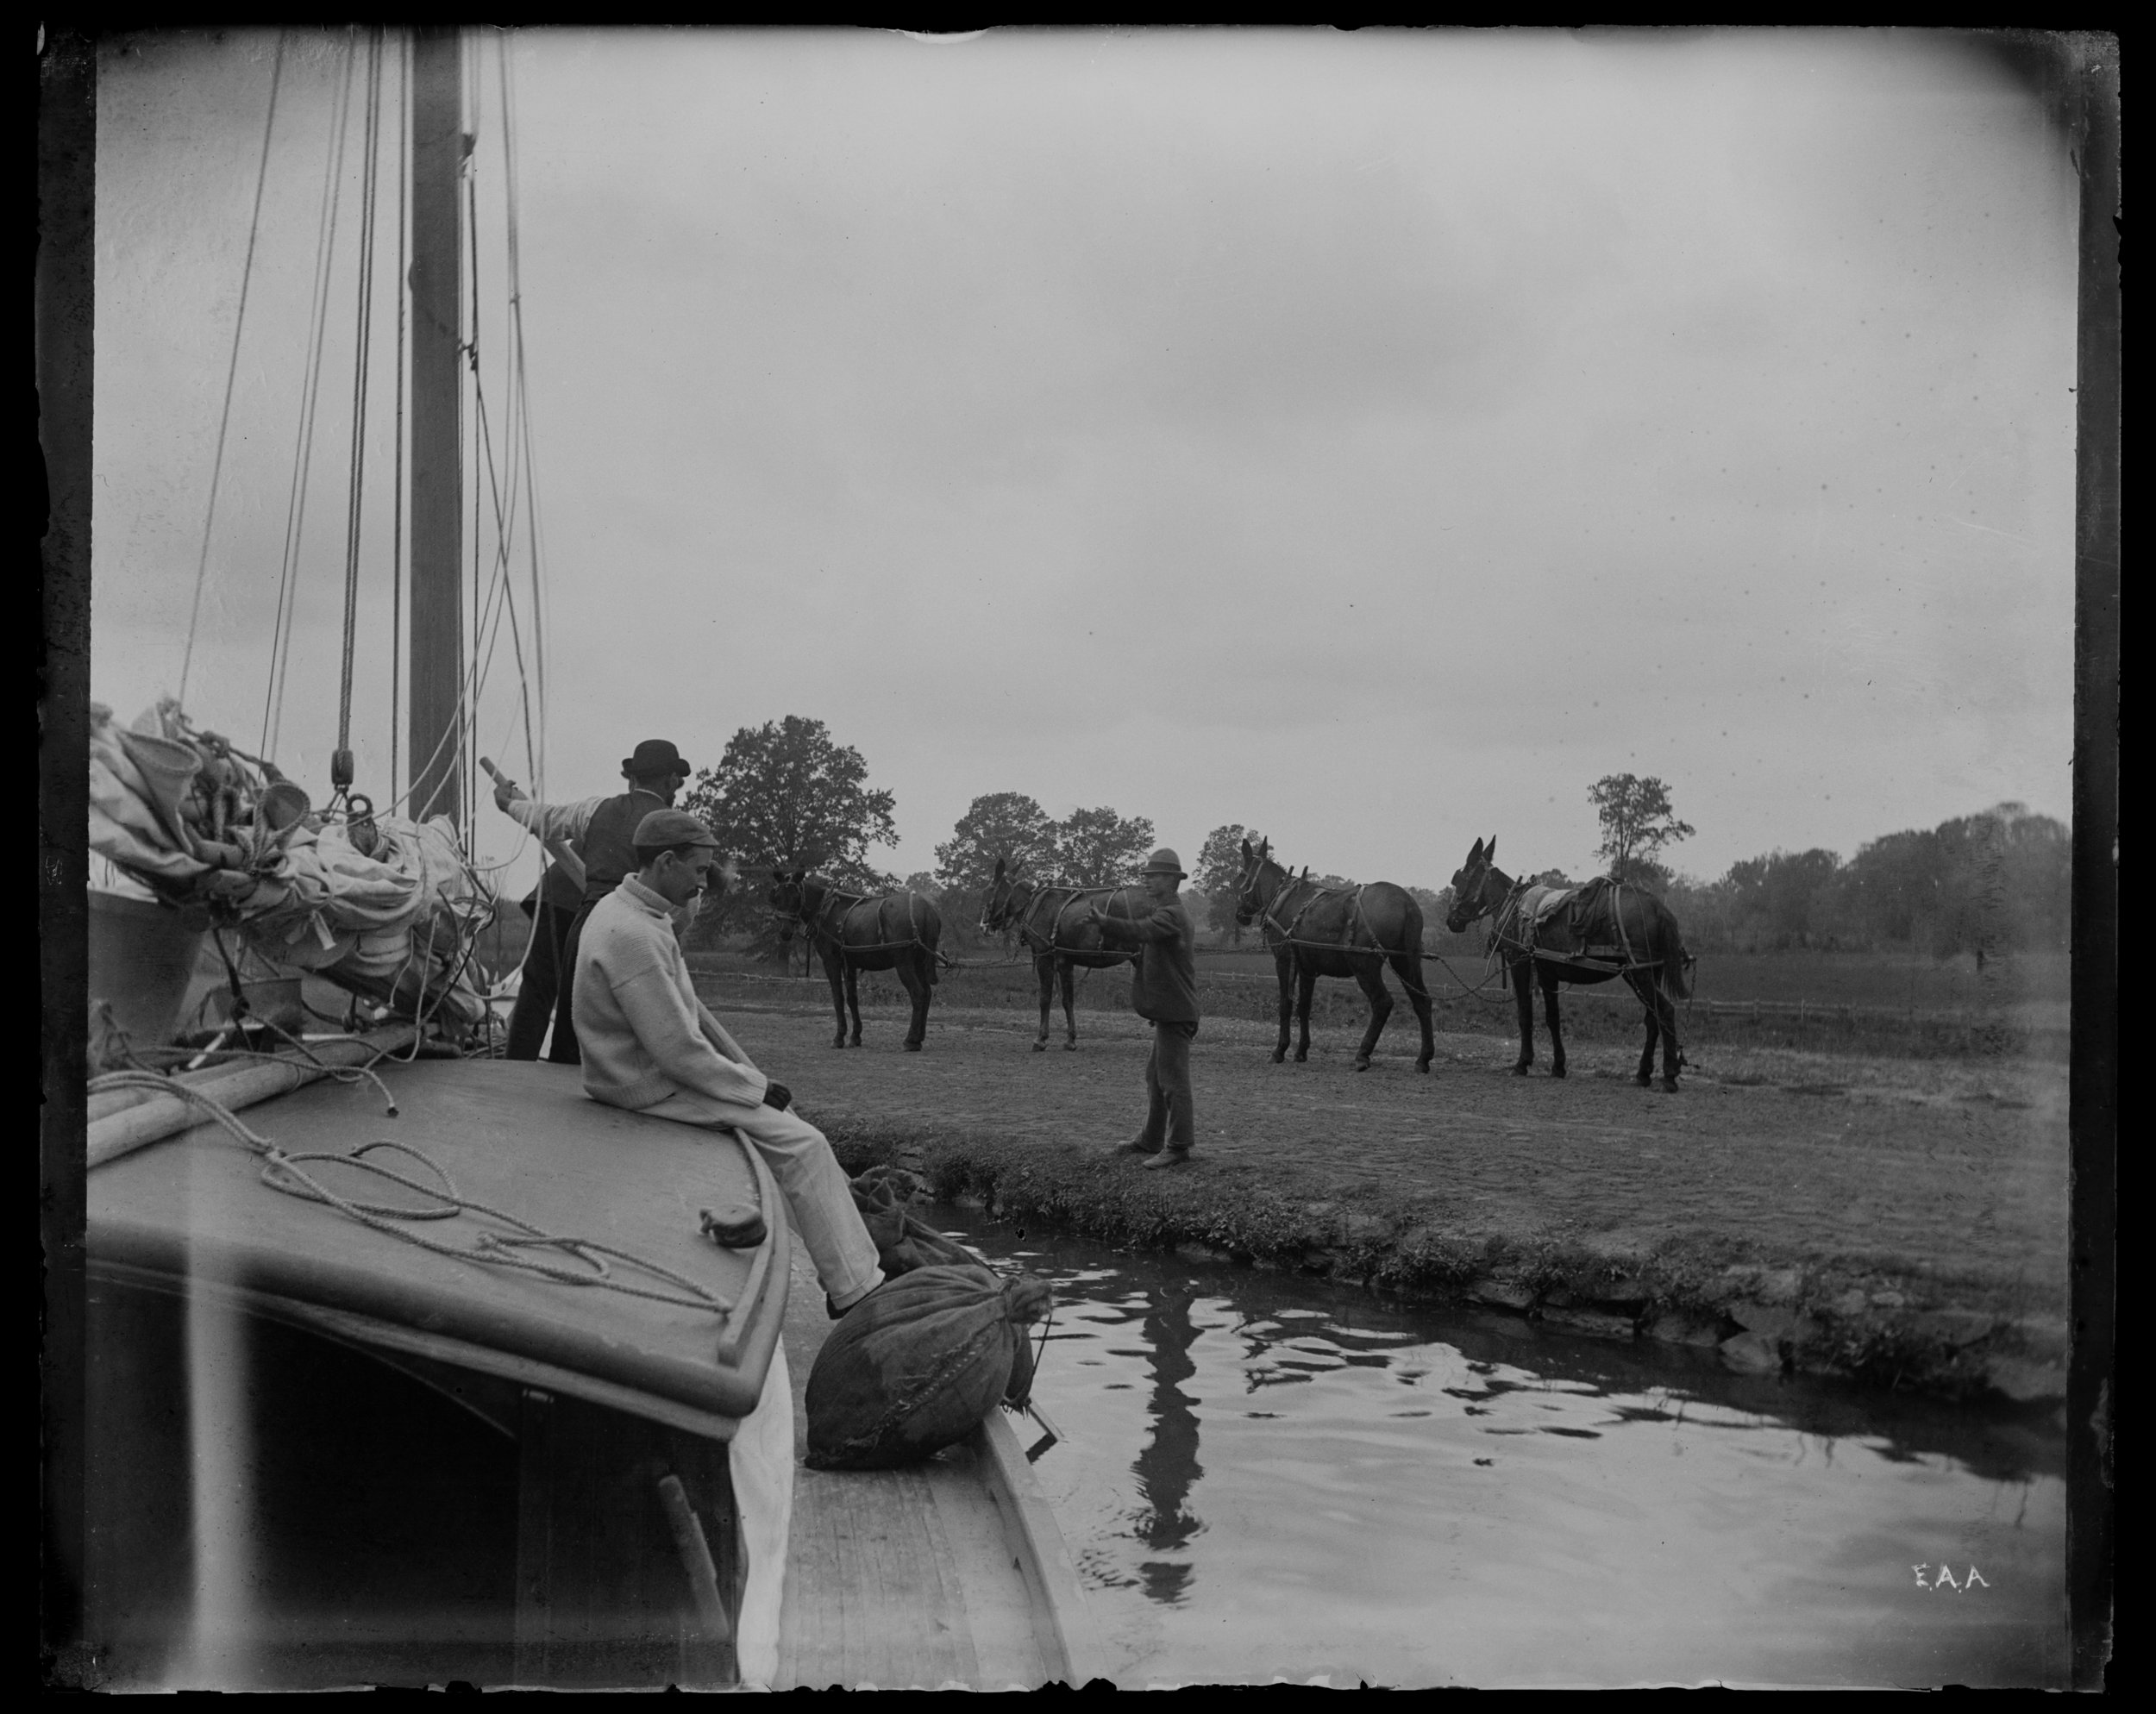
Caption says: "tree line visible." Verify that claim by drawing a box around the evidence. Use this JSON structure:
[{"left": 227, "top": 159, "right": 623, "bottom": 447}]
[{"left": 670, "top": 717, "right": 2070, "bottom": 960}]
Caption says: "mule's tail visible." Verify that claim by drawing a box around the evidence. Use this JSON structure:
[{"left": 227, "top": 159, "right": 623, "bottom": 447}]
[{"left": 1654, "top": 900, "right": 1693, "bottom": 999}]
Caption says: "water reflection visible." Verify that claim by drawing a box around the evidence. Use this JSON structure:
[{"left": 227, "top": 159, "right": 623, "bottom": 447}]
[
  {"left": 1133, "top": 1287, "right": 1204, "bottom": 1604},
  {"left": 963, "top": 1210, "right": 2065, "bottom": 1688}
]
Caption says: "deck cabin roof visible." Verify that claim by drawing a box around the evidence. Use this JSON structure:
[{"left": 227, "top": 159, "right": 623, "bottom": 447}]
[{"left": 89, "top": 1060, "right": 786, "bottom": 1436}]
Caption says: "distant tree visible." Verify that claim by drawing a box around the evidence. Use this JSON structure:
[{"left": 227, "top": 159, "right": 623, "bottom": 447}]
[
  {"left": 684, "top": 716, "right": 898, "bottom": 925},
  {"left": 1726, "top": 848, "right": 1842, "bottom": 950},
  {"left": 902, "top": 870, "right": 942, "bottom": 899},
  {"left": 1056, "top": 805, "right": 1156, "bottom": 886},
  {"left": 1589, "top": 774, "right": 1695, "bottom": 883},
  {"left": 935, "top": 792, "right": 1060, "bottom": 894},
  {"left": 1194, "top": 823, "right": 1257, "bottom": 938}
]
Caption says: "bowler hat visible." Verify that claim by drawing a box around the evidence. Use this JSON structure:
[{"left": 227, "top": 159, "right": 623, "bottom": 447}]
[
  {"left": 1141, "top": 848, "right": 1187, "bottom": 879},
  {"left": 623, "top": 739, "right": 692, "bottom": 779},
  {"left": 634, "top": 808, "right": 719, "bottom": 850}
]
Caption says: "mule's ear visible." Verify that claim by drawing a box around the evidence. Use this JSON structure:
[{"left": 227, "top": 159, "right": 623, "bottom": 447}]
[
  {"left": 1468, "top": 837, "right": 1483, "bottom": 862},
  {"left": 790, "top": 866, "right": 806, "bottom": 885},
  {"left": 1486, "top": 838, "right": 1495, "bottom": 863},
  {"left": 1239, "top": 837, "right": 1251, "bottom": 860},
  {"left": 993, "top": 855, "right": 1006, "bottom": 881}
]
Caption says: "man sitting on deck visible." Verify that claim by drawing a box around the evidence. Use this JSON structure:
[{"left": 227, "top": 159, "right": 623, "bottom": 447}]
[{"left": 572, "top": 807, "right": 885, "bottom": 1318}]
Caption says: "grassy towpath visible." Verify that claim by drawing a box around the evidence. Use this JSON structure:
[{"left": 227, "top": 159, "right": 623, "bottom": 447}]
[{"left": 693, "top": 977, "right": 2069, "bottom": 1403}]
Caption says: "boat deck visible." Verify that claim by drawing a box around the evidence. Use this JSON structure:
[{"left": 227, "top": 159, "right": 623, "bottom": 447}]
[{"left": 774, "top": 1244, "right": 1100, "bottom": 1691}]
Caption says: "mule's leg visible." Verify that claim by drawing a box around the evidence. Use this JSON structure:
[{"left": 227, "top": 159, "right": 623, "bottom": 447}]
[
  {"left": 1272, "top": 954, "right": 1294, "bottom": 1063},
  {"left": 897, "top": 955, "right": 928, "bottom": 1051},
  {"left": 1543, "top": 968, "right": 1567, "bottom": 1079},
  {"left": 1033, "top": 954, "right": 1054, "bottom": 1051},
  {"left": 1060, "top": 960, "right": 1080, "bottom": 1049},
  {"left": 1351, "top": 960, "right": 1392, "bottom": 1071},
  {"left": 1656, "top": 980, "right": 1682, "bottom": 1092},
  {"left": 1628, "top": 974, "right": 1658, "bottom": 1086},
  {"left": 1294, "top": 964, "right": 1319, "bottom": 1062},
  {"left": 1395, "top": 954, "right": 1435, "bottom": 1073},
  {"left": 843, "top": 961, "right": 864, "bottom": 1048},
  {"left": 1512, "top": 961, "right": 1535, "bottom": 1074},
  {"left": 824, "top": 951, "right": 849, "bottom": 1048}
]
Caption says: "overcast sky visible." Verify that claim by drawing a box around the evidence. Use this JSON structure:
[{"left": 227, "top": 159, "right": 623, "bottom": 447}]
[{"left": 91, "top": 28, "right": 2079, "bottom": 896}]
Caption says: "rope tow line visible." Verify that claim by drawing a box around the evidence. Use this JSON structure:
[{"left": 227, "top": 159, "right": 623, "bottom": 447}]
[{"left": 90, "top": 1070, "right": 733, "bottom": 1317}]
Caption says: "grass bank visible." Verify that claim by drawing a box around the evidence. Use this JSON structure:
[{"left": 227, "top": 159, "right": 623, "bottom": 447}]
[{"left": 821, "top": 1116, "right": 2065, "bottom": 1409}]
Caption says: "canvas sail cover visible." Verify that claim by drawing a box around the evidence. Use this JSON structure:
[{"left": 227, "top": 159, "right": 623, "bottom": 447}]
[{"left": 88, "top": 701, "right": 494, "bottom": 1032}]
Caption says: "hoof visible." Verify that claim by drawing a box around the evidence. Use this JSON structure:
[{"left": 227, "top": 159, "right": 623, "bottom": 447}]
[
  {"left": 1658, "top": 1077, "right": 1680, "bottom": 1093},
  {"left": 1417, "top": 1061, "right": 1432, "bottom": 1075},
  {"left": 905, "top": 1041, "right": 923, "bottom": 1053},
  {"left": 1271, "top": 1052, "right": 1287, "bottom": 1065},
  {"left": 1551, "top": 1066, "right": 1566, "bottom": 1079},
  {"left": 1294, "top": 1052, "right": 1309, "bottom": 1064},
  {"left": 1635, "top": 1073, "right": 1652, "bottom": 1088},
  {"left": 1031, "top": 1041, "right": 1047, "bottom": 1053},
  {"left": 1063, "top": 1042, "right": 1078, "bottom": 1052},
  {"left": 1353, "top": 1059, "right": 1372, "bottom": 1073},
  {"left": 1513, "top": 1064, "right": 1531, "bottom": 1078}
]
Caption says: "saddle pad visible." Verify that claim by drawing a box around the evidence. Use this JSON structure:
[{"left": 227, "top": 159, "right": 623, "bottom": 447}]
[{"left": 1519, "top": 885, "right": 1577, "bottom": 927}]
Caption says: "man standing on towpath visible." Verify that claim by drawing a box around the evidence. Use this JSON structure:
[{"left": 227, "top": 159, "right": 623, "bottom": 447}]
[{"left": 1092, "top": 848, "right": 1201, "bottom": 1170}]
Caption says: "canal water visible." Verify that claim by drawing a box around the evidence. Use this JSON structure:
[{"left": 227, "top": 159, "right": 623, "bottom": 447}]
[{"left": 928, "top": 1206, "right": 2066, "bottom": 1690}]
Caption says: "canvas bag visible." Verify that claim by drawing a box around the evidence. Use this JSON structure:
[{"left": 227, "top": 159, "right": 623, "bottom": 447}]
[{"left": 805, "top": 1266, "right": 1052, "bottom": 1471}]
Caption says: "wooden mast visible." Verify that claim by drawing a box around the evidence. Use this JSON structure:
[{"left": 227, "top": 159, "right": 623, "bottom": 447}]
[{"left": 407, "top": 26, "right": 462, "bottom": 825}]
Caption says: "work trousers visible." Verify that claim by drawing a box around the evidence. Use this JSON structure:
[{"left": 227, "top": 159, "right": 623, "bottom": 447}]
[
  {"left": 1136, "top": 1018, "right": 1198, "bottom": 1154},
  {"left": 642, "top": 1087, "right": 885, "bottom": 1308},
  {"left": 504, "top": 900, "right": 576, "bottom": 1061},
  {"left": 547, "top": 899, "right": 599, "bottom": 1066}
]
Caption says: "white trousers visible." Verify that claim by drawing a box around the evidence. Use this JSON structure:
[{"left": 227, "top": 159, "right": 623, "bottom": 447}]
[
  {"left": 640, "top": 1089, "right": 885, "bottom": 1311},
  {"left": 726, "top": 1339, "right": 793, "bottom": 1690}
]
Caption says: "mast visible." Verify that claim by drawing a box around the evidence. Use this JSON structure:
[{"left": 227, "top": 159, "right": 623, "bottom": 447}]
[{"left": 406, "top": 26, "right": 463, "bottom": 824}]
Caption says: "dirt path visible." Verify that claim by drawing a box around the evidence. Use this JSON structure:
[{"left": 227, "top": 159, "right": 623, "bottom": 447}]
[{"left": 697, "top": 982, "right": 2069, "bottom": 1396}]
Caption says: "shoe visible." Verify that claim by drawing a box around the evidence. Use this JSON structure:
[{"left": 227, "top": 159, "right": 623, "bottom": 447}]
[
  {"left": 1140, "top": 1149, "right": 1194, "bottom": 1170},
  {"left": 1105, "top": 1139, "right": 1160, "bottom": 1158},
  {"left": 826, "top": 1279, "right": 885, "bottom": 1321}
]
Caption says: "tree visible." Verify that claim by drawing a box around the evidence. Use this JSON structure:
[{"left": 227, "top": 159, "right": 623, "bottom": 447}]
[
  {"left": 902, "top": 871, "right": 942, "bottom": 899},
  {"left": 1589, "top": 774, "right": 1695, "bottom": 884},
  {"left": 1194, "top": 823, "right": 1258, "bottom": 938},
  {"left": 1056, "top": 805, "right": 1156, "bottom": 886},
  {"left": 683, "top": 716, "right": 898, "bottom": 918},
  {"left": 1726, "top": 848, "right": 1842, "bottom": 950},
  {"left": 934, "top": 792, "right": 1060, "bottom": 893}
]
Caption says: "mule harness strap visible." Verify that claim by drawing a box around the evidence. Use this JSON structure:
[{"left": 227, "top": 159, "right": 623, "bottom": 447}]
[{"left": 805, "top": 886, "right": 939, "bottom": 958}]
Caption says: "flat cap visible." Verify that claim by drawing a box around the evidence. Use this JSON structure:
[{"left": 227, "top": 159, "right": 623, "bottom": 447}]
[{"left": 634, "top": 808, "right": 719, "bottom": 849}]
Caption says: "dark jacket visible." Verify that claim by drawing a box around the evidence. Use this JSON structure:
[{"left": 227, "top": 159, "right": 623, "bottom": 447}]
[
  {"left": 1100, "top": 893, "right": 1200, "bottom": 1026},
  {"left": 578, "top": 788, "right": 669, "bottom": 906}
]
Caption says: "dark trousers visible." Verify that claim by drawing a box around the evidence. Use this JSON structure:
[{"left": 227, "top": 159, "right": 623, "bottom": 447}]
[
  {"left": 544, "top": 898, "right": 599, "bottom": 1066},
  {"left": 1138, "top": 1019, "right": 1198, "bottom": 1154},
  {"left": 504, "top": 900, "right": 576, "bottom": 1060}
]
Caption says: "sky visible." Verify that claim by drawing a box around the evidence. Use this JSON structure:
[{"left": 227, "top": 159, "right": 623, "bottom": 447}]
[{"left": 90, "top": 28, "right": 2081, "bottom": 899}]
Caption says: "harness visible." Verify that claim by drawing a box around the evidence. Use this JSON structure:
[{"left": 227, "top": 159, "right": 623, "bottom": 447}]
[
  {"left": 1017, "top": 885, "right": 1137, "bottom": 963},
  {"left": 1241, "top": 868, "right": 1429, "bottom": 998},
  {"left": 798, "top": 885, "right": 945, "bottom": 960}
]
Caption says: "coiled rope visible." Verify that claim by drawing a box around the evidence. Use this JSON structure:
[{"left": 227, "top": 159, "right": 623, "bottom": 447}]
[{"left": 91, "top": 1070, "right": 733, "bottom": 1317}]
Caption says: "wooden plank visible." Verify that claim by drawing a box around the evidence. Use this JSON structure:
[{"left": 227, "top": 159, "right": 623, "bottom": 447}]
[{"left": 973, "top": 1407, "right": 1110, "bottom": 1686}]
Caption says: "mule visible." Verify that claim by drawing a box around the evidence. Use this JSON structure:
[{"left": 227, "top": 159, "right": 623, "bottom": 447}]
[
  {"left": 979, "top": 855, "right": 1140, "bottom": 1051},
  {"left": 768, "top": 871, "right": 943, "bottom": 1051},
  {"left": 1232, "top": 838, "right": 1435, "bottom": 1073},
  {"left": 1444, "top": 836, "right": 1692, "bottom": 1091}
]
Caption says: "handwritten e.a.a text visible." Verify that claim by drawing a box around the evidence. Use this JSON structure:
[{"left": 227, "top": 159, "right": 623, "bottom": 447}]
[{"left": 1912, "top": 1565, "right": 1990, "bottom": 1591}]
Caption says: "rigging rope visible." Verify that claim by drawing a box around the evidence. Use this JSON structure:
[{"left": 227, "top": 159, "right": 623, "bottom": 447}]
[
  {"left": 263, "top": 34, "right": 358, "bottom": 761},
  {"left": 179, "top": 31, "right": 287, "bottom": 711},
  {"left": 335, "top": 28, "right": 385, "bottom": 758},
  {"left": 390, "top": 28, "right": 410, "bottom": 810}
]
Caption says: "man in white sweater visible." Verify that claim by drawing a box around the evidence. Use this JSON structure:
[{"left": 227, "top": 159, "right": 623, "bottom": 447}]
[{"left": 573, "top": 808, "right": 884, "bottom": 1317}]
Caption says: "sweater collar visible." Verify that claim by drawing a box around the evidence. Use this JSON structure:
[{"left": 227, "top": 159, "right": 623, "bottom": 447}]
[{"left": 620, "top": 874, "right": 674, "bottom": 917}]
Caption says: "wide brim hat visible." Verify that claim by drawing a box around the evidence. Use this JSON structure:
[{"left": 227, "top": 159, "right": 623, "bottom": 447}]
[
  {"left": 623, "top": 738, "right": 692, "bottom": 779},
  {"left": 1140, "top": 848, "right": 1187, "bottom": 879}
]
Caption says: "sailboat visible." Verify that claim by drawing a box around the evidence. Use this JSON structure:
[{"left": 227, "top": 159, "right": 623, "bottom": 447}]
[{"left": 72, "top": 28, "right": 1100, "bottom": 1691}]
